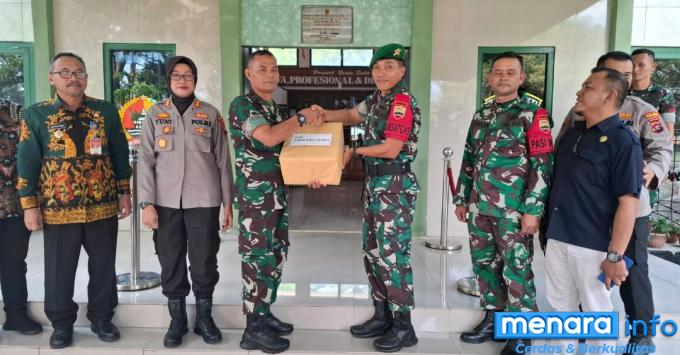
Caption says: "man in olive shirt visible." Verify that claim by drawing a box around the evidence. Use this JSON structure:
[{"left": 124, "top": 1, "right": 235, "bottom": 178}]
[{"left": 17, "top": 53, "right": 131, "bottom": 349}]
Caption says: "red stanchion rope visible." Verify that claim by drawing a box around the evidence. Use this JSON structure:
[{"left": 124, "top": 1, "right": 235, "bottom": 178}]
[{"left": 446, "top": 165, "right": 457, "bottom": 197}]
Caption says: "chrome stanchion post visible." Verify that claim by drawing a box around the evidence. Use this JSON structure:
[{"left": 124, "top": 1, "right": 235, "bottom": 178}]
[
  {"left": 116, "top": 146, "right": 161, "bottom": 291},
  {"left": 425, "top": 147, "right": 462, "bottom": 251}
]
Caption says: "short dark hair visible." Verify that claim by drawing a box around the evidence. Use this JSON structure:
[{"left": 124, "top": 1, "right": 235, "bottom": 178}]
[
  {"left": 591, "top": 66, "right": 628, "bottom": 108},
  {"left": 631, "top": 48, "right": 656, "bottom": 61},
  {"left": 491, "top": 51, "right": 524, "bottom": 70},
  {"left": 596, "top": 51, "right": 632, "bottom": 67},
  {"left": 247, "top": 49, "right": 276, "bottom": 67},
  {"left": 50, "top": 52, "right": 86, "bottom": 71}
]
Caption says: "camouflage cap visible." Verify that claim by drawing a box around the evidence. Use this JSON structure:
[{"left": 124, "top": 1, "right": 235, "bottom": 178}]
[{"left": 369, "top": 43, "right": 405, "bottom": 69}]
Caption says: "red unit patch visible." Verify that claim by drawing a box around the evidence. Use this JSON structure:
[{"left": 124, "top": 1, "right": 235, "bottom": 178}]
[
  {"left": 526, "top": 108, "right": 553, "bottom": 156},
  {"left": 384, "top": 93, "right": 413, "bottom": 142}
]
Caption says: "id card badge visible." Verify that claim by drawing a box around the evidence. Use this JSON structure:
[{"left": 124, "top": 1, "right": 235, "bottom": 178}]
[{"left": 90, "top": 137, "right": 102, "bottom": 155}]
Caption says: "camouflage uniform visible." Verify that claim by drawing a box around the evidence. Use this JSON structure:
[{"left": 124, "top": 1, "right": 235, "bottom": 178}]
[
  {"left": 228, "top": 93, "right": 289, "bottom": 315},
  {"left": 356, "top": 82, "right": 421, "bottom": 313},
  {"left": 630, "top": 83, "right": 677, "bottom": 125},
  {"left": 453, "top": 95, "right": 554, "bottom": 312}
]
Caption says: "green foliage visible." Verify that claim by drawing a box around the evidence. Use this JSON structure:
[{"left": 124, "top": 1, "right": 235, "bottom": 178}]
[
  {"left": 0, "top": 54, "right": 25, "bottom": 104},
  {"left": 110, "top": 50, "right": 170, "bottom": 106},
  {"left": 670, "top": 222, "right": 680, "bottom": 234},
  {"left": 653, "top": 58, "right": 680, "bottom": 123},
  {"left": 652, "top": 217, "right": 674, "bottom": 234}
]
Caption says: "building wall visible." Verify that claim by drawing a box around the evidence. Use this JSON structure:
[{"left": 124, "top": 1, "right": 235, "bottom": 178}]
[
  {"left": 241, "top": 0, "right": 412, "bottom": 47},
  {"left": 0, "top": 0, "right": 33, "bottom": 42},
  {"left": 427, "top": 0, "right": 610, "bottom": 236},
  {"left": 52, "top": 0, "right": 223, "bottom": 105},
  {"left": 632, "top": 0, "right": 680, "bottom": 46}
]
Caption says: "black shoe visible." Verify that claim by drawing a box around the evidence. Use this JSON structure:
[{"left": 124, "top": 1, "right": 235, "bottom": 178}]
[
  {"left": 460, "top": 309, "right": 504, "bottom": 344},
  {"left": 264, "top": 312, "right": 294, "bottom": 336},
  {"left": 49, "top": 326, "right": 73, "bottom": 349},
  {"left": 164, "top": 298, "right": 189, "bottom": 348},
  {"left": 624, "top": 336, "right": 655, "bottom": 355},
  {"left": 90, "top": 320, "right": 121, "bottom": 342},
  {"left": 240, "top": 313, "right": 290, "bottom": 354},
  {"left": 194, "top": 298, "right": 222, "bottom": 344},
  {"left": 373, "top": 312, "right": 418, "bottom": 353},
  {"left": 501, "top": 339, "right": 531, "bottom": 355},
  {"left": 2, "top": 312, "right": 43, "bottom": 335},
  {"left": 350, "top": 300, "right": 393, "bottom": 338}
]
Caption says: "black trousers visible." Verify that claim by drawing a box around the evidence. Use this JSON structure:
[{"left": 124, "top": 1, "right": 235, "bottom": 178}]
[
  {"left": 620, "top": 216, "right": 654, "bottom": 335},
  {"left": 0, "top": 217, "right": 32, "bottom": 316},
  {"left": 43, "top": 216, "right": 119, "bottom": 328},
  {"left": 155, "top": 206, "right": 221, "bottom": 300}
]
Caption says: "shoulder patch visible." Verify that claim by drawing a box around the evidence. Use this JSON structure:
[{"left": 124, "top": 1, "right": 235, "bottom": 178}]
[
  {"left": 522, "top": 92, "right": 544, "bottom": 107},
  {"left": 526, "top": 108, "right": 553, "bottom": 156},
  {"left": 644, "top": 111, "right": 664, "bottom": 133},
  {"left": 384, "top": 93, "right": 413, "bottom": 142}
]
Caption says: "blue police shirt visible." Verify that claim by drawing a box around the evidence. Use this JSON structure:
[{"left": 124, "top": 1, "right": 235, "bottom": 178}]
[{"left": 546, "top": 114, "right": 643, "bottom": 252}]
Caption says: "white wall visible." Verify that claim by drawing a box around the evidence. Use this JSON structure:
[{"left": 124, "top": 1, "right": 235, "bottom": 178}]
[
  {"left": 427, "top": 0, "right": 610, "bottom": 237},
  {"left": 0, "top": 0, "right": 33, "bottom": 42},
  {"left": 632, "top": 0, "right": 680, "bottom": 46},
  {"left": 53, "top": 0, "right": 222, "bottom": 106}
]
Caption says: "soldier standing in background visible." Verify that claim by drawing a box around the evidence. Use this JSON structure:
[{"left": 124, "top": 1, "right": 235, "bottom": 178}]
[{"left": 453, "top": 51, "right": 554, "bottom": 355}]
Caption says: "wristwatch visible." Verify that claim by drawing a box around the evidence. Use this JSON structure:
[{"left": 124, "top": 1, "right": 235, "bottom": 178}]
[
  {"left": 295, "top": 113, "right": 306, "bottom": 127},
  {"left": 606, "top": 251, "right": 624, "bottom": 263},
  {"left": 139, "top": 202, "right": 153, "bottom": 210}
]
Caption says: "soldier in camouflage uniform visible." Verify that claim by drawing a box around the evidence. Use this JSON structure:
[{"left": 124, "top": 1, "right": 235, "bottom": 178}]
[
  {"left": 453, "top": 52, "right": 553, "bottom": 355},
  {"left": 631, "top": 48, "right": 677, "bottom": 136},
  {"left": 228, "top": 49, "right": 323, "bottom": 354},
  {"left": 315, "top": 43, "right": 421, "bottom": 353}
]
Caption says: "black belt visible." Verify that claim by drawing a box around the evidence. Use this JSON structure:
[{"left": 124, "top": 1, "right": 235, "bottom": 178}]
[{"left": 365, "top": 164, "right": 411, "bottom": 178}]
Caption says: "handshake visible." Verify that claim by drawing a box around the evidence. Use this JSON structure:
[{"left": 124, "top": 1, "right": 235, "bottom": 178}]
[{"left": 296, "top": 104, "right": 328, "bottom": 126}]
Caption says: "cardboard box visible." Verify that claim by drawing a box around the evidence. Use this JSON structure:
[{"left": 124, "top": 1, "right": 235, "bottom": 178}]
[{"left": 280, "top": 122, "right": 344, "bottom": 185}]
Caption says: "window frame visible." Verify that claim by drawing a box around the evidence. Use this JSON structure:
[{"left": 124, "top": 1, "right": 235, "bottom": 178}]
[
  {"left": 102, "top": 43, "right": 176, "bottom": 103},
  {"left": 632, "top": 46, "right": 680, "bottom": 60},
  {"left": 0, "top": 41, "right": 35, "bottom": 106},
  {"left": 476, "top": 46, "right": 555, "bottom": 112}
]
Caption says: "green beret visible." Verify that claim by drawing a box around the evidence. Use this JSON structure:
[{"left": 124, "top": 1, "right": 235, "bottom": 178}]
[{"left": 369, "top": 43, "right": 405, "bottom": 69}]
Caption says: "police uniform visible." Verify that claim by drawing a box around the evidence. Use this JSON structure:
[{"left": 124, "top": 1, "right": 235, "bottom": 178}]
[
  {"left": 137, "top": 56, "right": 232, "bottom": 347},
  {"left": 0, "top": 100, "right": 42, "bottom": 335},
  {"left": 556, "top": 96, "right": 672, "bottom": 343},
  {"left": 16, "top": 95, "right": 131, "bottom": 331},
  {"left": 138, "top": 96, "right": 232, "bottom": 301},
  {"left": 630, "top": 83, "right": 677, "bottom": 126}
]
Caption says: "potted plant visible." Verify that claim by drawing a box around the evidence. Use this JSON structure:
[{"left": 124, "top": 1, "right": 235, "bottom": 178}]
[
  {"left": 668, "top": 223, "right": 680, "bottom": 245},
  {"left": 649, "top": 218, "right": 673, "bottom": 248}
]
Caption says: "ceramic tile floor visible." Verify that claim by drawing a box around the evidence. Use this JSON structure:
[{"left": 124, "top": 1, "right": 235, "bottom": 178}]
[
  {"left": 0, "top": 328, "right": 679, "bottom": 355},
  {"left": 11, "top": 182, "right": 680, "bottom": 313}
]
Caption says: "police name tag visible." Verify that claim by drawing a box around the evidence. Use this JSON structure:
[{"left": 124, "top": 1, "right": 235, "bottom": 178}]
[{"left": 289, "top": 133, "right": 332, "bottom": 146}]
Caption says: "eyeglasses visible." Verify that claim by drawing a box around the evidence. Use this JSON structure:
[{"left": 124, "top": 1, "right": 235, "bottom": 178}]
[
  {"left": 50, "top": 70, "right": 88, "bottom": 80},
  {"left": 170, "top": 73, "right": 195, "bottom": 82}
]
